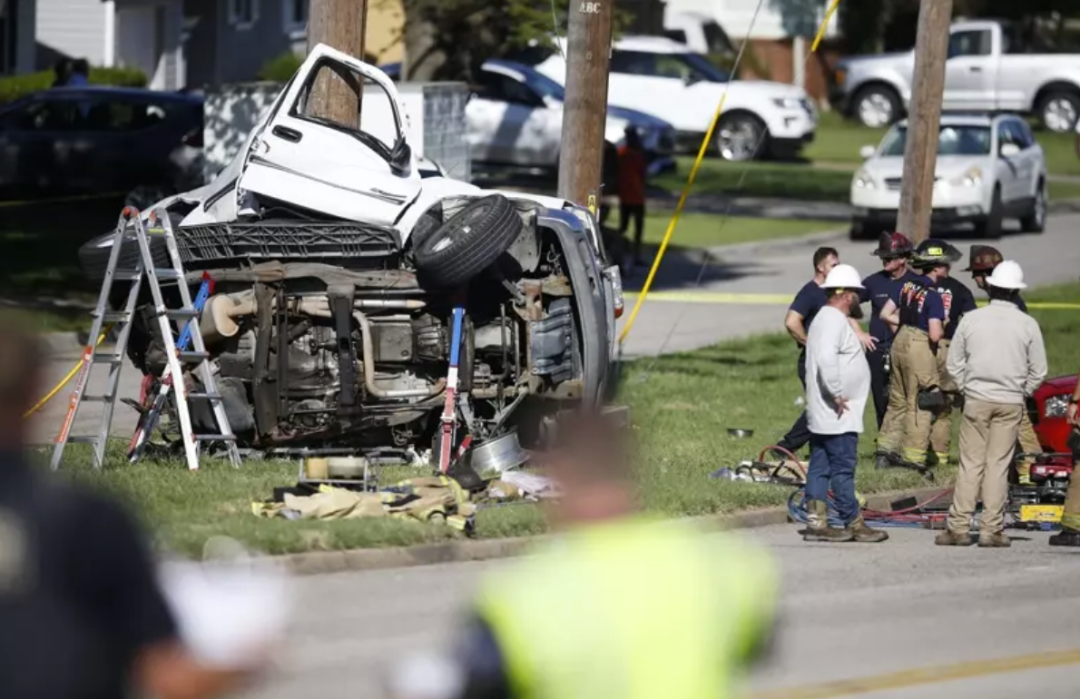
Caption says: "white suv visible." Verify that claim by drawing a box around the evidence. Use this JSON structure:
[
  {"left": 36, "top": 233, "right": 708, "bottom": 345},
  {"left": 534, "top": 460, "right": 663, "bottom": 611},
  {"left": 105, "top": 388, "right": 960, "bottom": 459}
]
[
  {"left": 850, "top": 113, "right": 1048, "bottom": 239},
  {"left": 521, "top": 35, "right": 818, "bottom": 162}
]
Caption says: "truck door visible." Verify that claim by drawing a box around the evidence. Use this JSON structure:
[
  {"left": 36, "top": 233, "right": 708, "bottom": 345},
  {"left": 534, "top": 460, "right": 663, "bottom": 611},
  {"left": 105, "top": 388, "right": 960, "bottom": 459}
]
[{"left": 943, "top": 28, "right": 997, "bottom": 112}]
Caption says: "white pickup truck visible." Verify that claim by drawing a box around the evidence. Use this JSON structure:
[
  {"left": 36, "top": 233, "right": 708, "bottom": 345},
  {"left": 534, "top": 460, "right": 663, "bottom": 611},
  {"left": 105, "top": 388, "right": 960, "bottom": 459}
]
[{"left": 832, "top": 19, "right": 1080, "bottom": 133}]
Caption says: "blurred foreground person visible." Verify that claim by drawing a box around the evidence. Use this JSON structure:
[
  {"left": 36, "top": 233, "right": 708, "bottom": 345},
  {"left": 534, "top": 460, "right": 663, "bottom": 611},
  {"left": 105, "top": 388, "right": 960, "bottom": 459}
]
[
  {"left": 0, "top": 323, "right": 265, "bottom": 699},
  {"left": 388, "top": 414, "right": 780, "bottom": 699}
]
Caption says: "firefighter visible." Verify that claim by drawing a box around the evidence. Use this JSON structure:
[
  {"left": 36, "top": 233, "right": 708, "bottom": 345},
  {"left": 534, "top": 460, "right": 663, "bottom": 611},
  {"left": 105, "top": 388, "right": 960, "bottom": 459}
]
[
  {"left": 860, "top": 232, "right": 916, "bottom": 429},
  {"left": 926, "top": 248, "right": 978, "bottom": 467},
  {"left": 1049, "top": 370, "right": 1080, "bottom": 547},
  {"left": 965, "top": 245, "right": 1041, "bottom": 485},
  {"left": 875, "top": 240, "right": 958, "bottom": 474}
]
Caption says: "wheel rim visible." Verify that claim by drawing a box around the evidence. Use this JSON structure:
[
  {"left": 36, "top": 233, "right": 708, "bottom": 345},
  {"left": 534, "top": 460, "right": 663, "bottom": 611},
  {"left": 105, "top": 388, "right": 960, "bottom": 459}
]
[
  {"left": 858, "top": 94, "right": 894, "bottom": 128},
  {"left": 1035, "top": 186, "right": 1047, "bottom": 227},
  {"left": 717, "top": 119, "right": 760, "bottom": 161},
  {"left": 1043, "top": 98, "right": 1078, "bottom": 133}
]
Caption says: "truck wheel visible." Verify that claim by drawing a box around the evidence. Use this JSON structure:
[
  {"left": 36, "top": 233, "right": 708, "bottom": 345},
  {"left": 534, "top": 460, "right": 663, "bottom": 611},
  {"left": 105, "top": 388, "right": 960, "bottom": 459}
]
[
  {"left": 1037, "top": 90, "right": 1080, "bottom": 133},
  {"left": 715, "top": 113, "right": 766, "bottom": 162},
  {"left": 1020, "top": 180, "right": 1047, "bottom": 234},
  {"left": 975, "top": 186, "right": 1004, "bottom": 239},
  {"left": 414, "top": 194, "right": 523, "bottom": 288},
  {"left": 853, "top": 85, "right": 901, "bottom": 129}
]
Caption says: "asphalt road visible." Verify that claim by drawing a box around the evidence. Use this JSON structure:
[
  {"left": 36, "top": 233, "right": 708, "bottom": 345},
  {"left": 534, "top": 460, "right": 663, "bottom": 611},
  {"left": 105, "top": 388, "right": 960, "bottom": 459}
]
[
  {"left": 247, "top": 524, "right": 1080, "bottom": 699},
  {"left": 616, "top": 212, "right": 1080, "bottom": 357}
]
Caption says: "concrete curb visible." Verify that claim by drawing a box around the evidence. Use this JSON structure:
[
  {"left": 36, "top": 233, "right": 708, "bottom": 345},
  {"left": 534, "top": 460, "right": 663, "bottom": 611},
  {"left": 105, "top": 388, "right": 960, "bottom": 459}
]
[{"left": 274, "top": 485, "right": 949, "bottom": 577}]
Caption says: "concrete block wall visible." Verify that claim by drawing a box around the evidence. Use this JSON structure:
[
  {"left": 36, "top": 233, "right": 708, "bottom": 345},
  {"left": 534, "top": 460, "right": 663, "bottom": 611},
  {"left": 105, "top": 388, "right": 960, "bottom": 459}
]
[{"left": 420, "top": 83, "right": 471, "bottom": 182}]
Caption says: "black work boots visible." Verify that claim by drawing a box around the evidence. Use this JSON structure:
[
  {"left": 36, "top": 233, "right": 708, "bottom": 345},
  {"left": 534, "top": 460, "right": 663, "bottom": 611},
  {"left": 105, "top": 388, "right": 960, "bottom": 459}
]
[{"left": 1049, "top": 529, "right": 1080, "bottom": 547}]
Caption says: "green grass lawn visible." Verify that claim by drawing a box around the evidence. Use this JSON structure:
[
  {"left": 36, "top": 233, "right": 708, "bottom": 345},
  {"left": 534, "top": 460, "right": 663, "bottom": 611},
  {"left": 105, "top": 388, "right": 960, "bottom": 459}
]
[
  {"left": 653, "top": 112, "right": 1080, "bottom": 203},
  {"left": 654, "top": 155, "right": 1080, "bottom": 205},
  {"left": 639, "top": 212, "right": 838, "bottom": 249},
  {"left": 53, "top": 282, "right": 1080, "bottom": 556},
  {"left": 807, "top": 112, "right": 1080, "bottom": 177},
  {"left": 654, "top": 160, "right": 854, "bottom": 202}
]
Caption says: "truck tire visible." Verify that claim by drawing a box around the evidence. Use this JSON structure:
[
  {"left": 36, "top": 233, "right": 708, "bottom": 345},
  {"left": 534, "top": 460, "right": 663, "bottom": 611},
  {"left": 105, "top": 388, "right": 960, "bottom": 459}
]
[
  {"left": 1020, "top": 180, "right": 1047, "bottom": 234},
  {"left": 853, "top": 85, "right": 902, "bottom": 129},
  {"left": 1037, "top": 90, "right": 1080, "bottom": 133},
  {"left": 414, "top": 194, "right": 523, "bottom": 288}
]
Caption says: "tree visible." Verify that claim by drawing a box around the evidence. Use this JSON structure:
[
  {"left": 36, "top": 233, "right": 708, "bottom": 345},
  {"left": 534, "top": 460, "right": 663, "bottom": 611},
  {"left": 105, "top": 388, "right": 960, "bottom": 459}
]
[{"left": 392, "top": 0, "right": 632, "bottom": 82}]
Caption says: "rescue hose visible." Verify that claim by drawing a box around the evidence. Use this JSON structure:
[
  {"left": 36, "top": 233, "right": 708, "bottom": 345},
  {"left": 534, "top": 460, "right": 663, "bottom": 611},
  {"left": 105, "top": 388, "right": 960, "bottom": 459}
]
[
  {"left": 787, "top": 486, "right": 954, "bottom": 529},
  {"left": 22, "top": 327, "right": 111, "bottom": 419}
]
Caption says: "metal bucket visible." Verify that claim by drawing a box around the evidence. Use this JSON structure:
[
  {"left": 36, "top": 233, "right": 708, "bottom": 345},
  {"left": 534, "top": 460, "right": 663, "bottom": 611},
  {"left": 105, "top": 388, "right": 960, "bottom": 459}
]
[{"left": 471, "top": 430, "right": 530, "bottom": 474}]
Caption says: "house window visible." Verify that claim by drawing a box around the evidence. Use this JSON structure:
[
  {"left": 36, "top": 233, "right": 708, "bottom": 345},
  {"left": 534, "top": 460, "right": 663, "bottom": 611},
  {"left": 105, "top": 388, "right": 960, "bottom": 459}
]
[
  {"left": 283, "top": 0, "right": 308, "bottom": 34},
  {"left": 229, "top": 0, "right": 259, "bottom": 29}
]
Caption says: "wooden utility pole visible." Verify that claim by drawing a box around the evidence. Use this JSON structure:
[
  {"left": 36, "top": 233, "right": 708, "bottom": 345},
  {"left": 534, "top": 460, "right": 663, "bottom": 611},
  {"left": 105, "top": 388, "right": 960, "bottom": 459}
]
[
  {"left": 307, "top": 0, "right": 369, "bottom": 127},
  {"left": 896, "top": 0, "right": 953, "bottom": 244},
  {"left": 557, "top": 0, "right": 614, "bottom": 213}
]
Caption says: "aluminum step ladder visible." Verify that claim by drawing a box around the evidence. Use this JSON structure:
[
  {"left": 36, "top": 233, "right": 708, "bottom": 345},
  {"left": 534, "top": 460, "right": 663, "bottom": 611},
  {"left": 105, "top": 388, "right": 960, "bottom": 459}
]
[{"left": 50, "top": 206, "right": 241, "bottom": 472}]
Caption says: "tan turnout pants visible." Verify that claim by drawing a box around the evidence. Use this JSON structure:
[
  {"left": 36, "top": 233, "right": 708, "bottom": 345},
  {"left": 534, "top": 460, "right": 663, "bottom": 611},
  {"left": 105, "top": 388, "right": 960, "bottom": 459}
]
[
  {"left": 1015, "top": 411, "right": 1041, "bottom": 483},
  {"left": 878, "top": 326, "right": 940, "bottom": 466},
  {"left": 948, "top": 399, "right": 1023, "bottom": 536},
  {"left": 929, "top": 339, "right": 954, "bottom": 465}
]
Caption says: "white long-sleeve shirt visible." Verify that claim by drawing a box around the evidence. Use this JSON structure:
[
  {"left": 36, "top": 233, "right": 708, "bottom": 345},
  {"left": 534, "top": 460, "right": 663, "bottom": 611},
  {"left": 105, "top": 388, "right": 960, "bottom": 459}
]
[
  {"left": 946, "top": 300, "right": 1048, "bottom": 405},
  {"left": 806, "top": 305, "right": 871, "bottom": 435}
]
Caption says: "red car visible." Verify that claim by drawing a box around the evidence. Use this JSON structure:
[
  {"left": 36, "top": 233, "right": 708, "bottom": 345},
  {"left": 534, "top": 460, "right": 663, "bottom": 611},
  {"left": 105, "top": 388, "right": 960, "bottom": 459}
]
[{"left": 1028, "top": 374, "right": 1078, "bottom": 481}]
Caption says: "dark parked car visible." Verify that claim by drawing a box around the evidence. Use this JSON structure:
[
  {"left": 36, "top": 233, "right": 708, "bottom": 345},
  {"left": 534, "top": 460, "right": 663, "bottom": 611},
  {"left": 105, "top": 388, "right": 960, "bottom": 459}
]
[{"left": 0, "top": 86, "right": 203, "bottom": 204}]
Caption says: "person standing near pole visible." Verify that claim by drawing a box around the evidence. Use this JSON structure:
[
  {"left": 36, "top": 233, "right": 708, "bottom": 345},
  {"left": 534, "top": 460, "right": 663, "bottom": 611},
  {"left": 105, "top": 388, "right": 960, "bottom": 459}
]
[
  {"left": 860, "top": 232, "right": 916, "bottom": 430},
  {"left": 618, "top": 125, "right": 648, "bottom": 269},
  {"left": 938, "top": 261, "right": 1047, "bottom": 548},
  {"left": 801, "top": 264, "right": 888, "bottom": 544},
  {"left": 965, "top": 245, "right": 1041, "bottom": 485},
  {"left": 876, "top": 240, "right": 957, "bottom": 475}
]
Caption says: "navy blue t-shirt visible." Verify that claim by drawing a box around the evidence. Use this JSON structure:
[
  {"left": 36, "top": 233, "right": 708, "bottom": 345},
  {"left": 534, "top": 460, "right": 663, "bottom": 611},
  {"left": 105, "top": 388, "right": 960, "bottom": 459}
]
[
  {"left": 1016, "top": 295, "right": 1028, "bottom": 313},
  {"left": 789, "top": 281, "right": 827, "bottom": 345},
  {"left": 898, "top": 275, "right": 946, "bottom": 332},
  {"left": 860, "top": 269, "right": 917, "bottom": 347},
  {"left": 934, "top": 276, "right": 978, "bottom": 341}
]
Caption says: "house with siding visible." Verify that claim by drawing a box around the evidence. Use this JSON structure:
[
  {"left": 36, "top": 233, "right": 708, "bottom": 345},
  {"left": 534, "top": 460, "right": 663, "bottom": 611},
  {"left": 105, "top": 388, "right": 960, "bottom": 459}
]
[
  {"left": 1, "top": 0, "right": 38, "bottom": 75},
  {"left": 22, "top": 0, "right": 404, "bottom": 87}
]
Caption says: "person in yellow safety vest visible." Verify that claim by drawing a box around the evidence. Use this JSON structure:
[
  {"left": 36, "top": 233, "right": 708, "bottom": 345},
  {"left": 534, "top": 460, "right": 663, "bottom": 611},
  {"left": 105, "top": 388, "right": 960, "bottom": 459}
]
[
  {"left": 964, "top": 245, "right": 1041, "bottom": 485},
  {"left": 1049, "top": 368, "right": 1080, "bottom": 547},
  {"left": 385, "top": 414, "right": 781, "bottom": 699}
]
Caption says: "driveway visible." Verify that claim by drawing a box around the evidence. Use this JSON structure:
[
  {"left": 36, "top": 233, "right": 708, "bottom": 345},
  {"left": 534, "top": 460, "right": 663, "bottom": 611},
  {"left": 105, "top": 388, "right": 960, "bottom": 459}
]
[{"left": 246, "top": 524, "right": 1080, "bottom": 699}]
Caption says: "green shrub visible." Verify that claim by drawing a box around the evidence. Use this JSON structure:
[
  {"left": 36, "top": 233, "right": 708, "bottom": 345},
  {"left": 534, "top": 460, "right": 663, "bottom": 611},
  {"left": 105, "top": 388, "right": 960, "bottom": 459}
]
[
  {"left": 0, "top": 66, "right": 148, "bottom": 104},
  {"left": 258, "top": 52, "right": 304, "bottom": 83}
]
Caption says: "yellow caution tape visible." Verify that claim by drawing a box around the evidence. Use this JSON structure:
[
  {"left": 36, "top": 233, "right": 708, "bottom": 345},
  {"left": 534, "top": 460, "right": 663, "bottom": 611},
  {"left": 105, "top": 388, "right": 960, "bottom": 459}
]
[
  {"left": 618, "top": 0, "right": 843, "bottom": 343},
  {"left": 22, "top": 327, "right": 111, "bottom": 419}
]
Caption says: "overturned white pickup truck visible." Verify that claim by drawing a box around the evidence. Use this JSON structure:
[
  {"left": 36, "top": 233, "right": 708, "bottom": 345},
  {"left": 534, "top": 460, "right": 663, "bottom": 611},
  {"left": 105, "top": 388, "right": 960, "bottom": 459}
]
[{"left": 79, "top": 45, "right": 622, "bottom": 463}]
